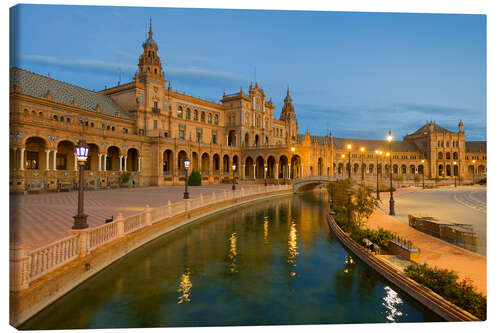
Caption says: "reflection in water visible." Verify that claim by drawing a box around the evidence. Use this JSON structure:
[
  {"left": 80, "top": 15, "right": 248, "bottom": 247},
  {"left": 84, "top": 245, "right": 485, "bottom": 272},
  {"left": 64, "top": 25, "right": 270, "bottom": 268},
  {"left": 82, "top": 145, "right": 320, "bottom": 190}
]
[
  {"left": 344, "top": 255, "right": 355, "bottom": 274},
  {"left": 177, "top": 269, "right": 192, "bottom": 304},
  {"left": 287, "top": 219, "right": 299, "bottom": 277},
  {"left": 229, "top": 232, "right": 238, "bottom": 273},
  {"left": 382, "top": 286, "right": 403, "bottom": 322},
  {"left": 263, "top": 216, "right": 269, "bottom": 244}
]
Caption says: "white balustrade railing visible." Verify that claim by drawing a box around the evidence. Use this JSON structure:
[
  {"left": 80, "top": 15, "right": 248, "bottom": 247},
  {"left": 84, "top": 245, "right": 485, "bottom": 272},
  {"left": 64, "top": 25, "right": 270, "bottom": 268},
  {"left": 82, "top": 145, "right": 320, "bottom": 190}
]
[
  {"left": 25, "top": 234, "right": 80, "bottom": 283},
  {"left": 11, "top": 184, "right": 292, "bottom": 290}
]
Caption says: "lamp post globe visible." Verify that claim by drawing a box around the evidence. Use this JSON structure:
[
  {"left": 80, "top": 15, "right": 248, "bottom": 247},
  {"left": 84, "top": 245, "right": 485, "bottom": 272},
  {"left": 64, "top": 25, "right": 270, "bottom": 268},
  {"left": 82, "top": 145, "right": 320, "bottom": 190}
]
[
  {"left": 232, "top": 164, "right": 236, "bottom": 190},
  {"left": 73, "top": 140, "right": 89, "bottom": 229},
  {"left": 183, "top": 159, "right": 190, "bottom": 199},
  {"left": 386, "top": 131, "right": 395, "bottom": 216}
]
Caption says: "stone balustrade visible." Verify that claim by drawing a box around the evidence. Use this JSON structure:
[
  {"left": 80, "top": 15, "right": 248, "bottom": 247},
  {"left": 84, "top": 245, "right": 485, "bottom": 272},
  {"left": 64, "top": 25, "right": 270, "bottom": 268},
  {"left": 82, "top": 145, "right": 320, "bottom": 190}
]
[{"left": 10, "top": 184, "right": 291, "bottom": 291}]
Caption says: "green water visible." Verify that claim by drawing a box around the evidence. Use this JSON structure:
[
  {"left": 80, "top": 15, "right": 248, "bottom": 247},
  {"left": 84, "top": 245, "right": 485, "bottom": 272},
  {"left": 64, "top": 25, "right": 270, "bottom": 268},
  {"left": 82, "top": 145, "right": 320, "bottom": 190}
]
[{"left": 21, "top": 192, "right": 442, "bottom": 329}]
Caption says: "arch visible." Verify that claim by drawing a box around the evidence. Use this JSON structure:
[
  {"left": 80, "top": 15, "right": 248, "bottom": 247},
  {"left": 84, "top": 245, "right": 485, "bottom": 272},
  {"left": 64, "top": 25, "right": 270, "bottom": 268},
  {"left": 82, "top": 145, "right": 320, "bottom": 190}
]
[
  {"left": 267, "top": 155, "right": 277, "bottom": 179},
  {"left": 86, "top": 143, "right": 100, "bottom": 171},
  {"left": 318, "top": 157, "right": 323, "bottom": 176},
  {"left": 106, "top": 146, "right": 121, "bottom": 171},
  {"left": 200, "top": 111, "right": 206, "bottom": 122},
  {"left": 453, "top": 151, "right": 458, "bottom": 160},
  {"left": 418, "top": 165, "right": 424, "bottom": 174},
  {"left": 177, "top": 150, "right": 188, "bottom": 170},
  {"left": 193, "top": 109, "right": 199, "bottom": 121},
  {"left": 24, "top": 136, "right": 49, "bottom": 170},
  {"left": 438, "top": 164, "right": 444, "bottom": 177},
  {"left": 468, "top": 165, "right": 474, "bottom": 175},
  {"left": 244, "top": 133, "right": 249, "bottom": 147},
  {"left": 256, "top": 156, "right": 265, "bottom": 178},
  {"left": 393, "top": 164, "right": 399, "bottom": 174},
  {"left": 353, "top": 163, "right": 359, "bottom": 175},
  {"left": 410, "top": 165, "right": 416, "bottom": 175},
  {"left": 384, "top": 164, "right": 390, "bottom": 177},
  {"left": 446, "top": 152, "right": 451, "bottom": 160},
  {"left": 201, "top": 153, "right": 210, "bottom": 174},
  {"left": 438, "top": 152, "right": 443, "bottom": 160},
  {"left": 177, "top": 105, "right": 183, "bottom": 118},
  {"left": 126, "top": 148, "right": 139, "bottom": 172},
  {"left": 255, "top": 134, "right": 260, "bottom": 146},
  {"left": 279, "top": 155, "right": 289, "bottom": 179},
  {"left": 185, "top": 108, "right": 191, "bottom": 120},
  {"left": 478, "top": 165, "right": 485, "bottom": 175},
  {"left": 368, "top": 163, "right": 374, "bottom": 174},
  {"left": 244, "top": 156, "right": 254, "bottom": 178},
  {"left": 453, "top": 164, "right": 459, "bottom": 176},
  {"left": 446, "top": 164, "right": 451, "bottom": 177},
  {"left": 291, "top": 155, "right": 301, "bottom": 179},
  {"left": 163, "top": 149, "right": 174, "bottom": 175},
  {"left": 228, "top": 130, "right": 237, "bottom": 147},
  {"left": 223, "top": 154, "right": 230, "bottom": 173},
  {"left": 338, "top": 163, "right": 344, "bottom": 176},
  {"left": 401, "top": 164, "right": 407, "bottom": 175},
  {"left": 213, "top": 153, "right": 220, "bottom": 173}
]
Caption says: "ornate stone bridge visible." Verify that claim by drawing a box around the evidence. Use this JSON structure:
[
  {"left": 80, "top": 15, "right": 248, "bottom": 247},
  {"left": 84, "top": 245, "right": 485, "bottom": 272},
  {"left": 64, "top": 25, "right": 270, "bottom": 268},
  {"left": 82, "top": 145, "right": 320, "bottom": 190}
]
[{"left": 293, "top": 176, "right": 337, "bottom": 192}]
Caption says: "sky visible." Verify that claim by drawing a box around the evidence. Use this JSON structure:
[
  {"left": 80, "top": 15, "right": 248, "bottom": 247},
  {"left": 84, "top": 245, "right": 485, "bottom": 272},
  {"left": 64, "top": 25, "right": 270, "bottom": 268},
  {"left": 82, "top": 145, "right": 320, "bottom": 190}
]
[{"left": 9, "top": 4, "right": 487, "bottom": 140}]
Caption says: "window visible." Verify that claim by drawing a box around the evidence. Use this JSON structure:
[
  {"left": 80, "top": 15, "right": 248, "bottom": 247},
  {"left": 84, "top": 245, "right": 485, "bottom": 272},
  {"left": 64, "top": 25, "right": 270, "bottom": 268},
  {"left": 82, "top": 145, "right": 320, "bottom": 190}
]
[
  {"left": 56, "top": 153, "right": 67, "bottom": 170},
  {"left": 26, "top": 151, "right": 39, "bottom": 169},
  {"left": 153, "top": 101, "right": 159, "bottom": 112},
  {"left": 177, "top": 106, "right": 183, "bottom": 118},
  {"left": 140, "top": 94, "right": 144, "bottom": 104},
  {"left": 164, "top": 132, "right": 169, "bottom": 138},
  {"left": 66, "top": 117, "right": 71, "bottom": 123},
  {"left": 179, "top": 125, "right": 186, "bottom": 139},
  {"left": 112, "top": 126, "right": 115, "bottom": 131},
  {"left": 186, "top": 109, "right": 191, "bottom": 120},
  {"left": 90, "top": 122, "right": 94, "bottom": 127},
  {"left": 123, "top": 128, "right": 128, "bottom": 134},
  {"left": 107, "top": 125, "right": 110, "bottom": 130},
  {"left": 208, "top": 113, "right": 212, "bottom": 124},
  {"left": 201, "top": 112, "right": 205, "bottom": 122},
  {"left": 196, "top": 128, "right": 203, "bottom": 143},
  {"left": 60, "top": 116, "right": 64, "bottom": 122},
  {"left": 153, "top": 120, "right": 157, "bottom": 129},
  {"left": 163, "top": 100, "right": 168, "bottom": 110},
  {"left": 214, "top": 114, "right": 219, "bottom": 125},
  {"left": 212, "top": 130, "right": 218, "bottom": 144},
  {"left": 194, "top": 110, "right": 198, "bottom": 120}
]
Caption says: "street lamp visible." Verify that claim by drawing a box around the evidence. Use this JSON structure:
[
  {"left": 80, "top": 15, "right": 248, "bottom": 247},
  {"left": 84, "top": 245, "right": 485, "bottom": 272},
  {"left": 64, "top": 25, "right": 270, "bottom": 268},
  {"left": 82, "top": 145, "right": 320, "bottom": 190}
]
[
  {"left": 183, "top": 159, "right": 190, "bottom": 199},
  {"left": 360, "top": 147, "right": 365, "bottom": 181},
  {"left": 453, "top": 161, "right": 457, "bottom": 187},
  {"left": 264, "top": 165, "right": 268, "bottom": 186},
  {"left": 472, "top": 160, "right": 476, "bottom": 184},
  {"left": 72, "top": 140, "right": 89, "bottom": 229},
  {"left": 232, "top": 164, "right": 236, "bottom": 190},
  {"left": 341, "top": 154, "right": 345, "bottom": 179},
  {"left": 346, "top": 144, "right": 352, "bottom": 179},
  {"left": 421, "top": 159, "right": 425, "bottom": 189},
  {"left": 375, "top": 150, "right": 382, "bottom": 200},
  {"left": 387, "top": 131, "right": 395, "bottom": 216}
]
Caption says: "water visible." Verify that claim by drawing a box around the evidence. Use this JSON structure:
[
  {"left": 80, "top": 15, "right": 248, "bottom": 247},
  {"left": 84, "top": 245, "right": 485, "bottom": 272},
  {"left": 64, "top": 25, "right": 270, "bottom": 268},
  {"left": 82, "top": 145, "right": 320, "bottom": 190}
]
[{"left": 21, "top": 192, "right": 442, "bottom": 329}]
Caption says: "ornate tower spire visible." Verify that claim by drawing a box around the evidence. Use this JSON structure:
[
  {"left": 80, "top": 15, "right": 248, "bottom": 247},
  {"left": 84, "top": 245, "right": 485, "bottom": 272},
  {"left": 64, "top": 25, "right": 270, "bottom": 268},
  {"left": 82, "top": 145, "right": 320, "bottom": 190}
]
[
  {"left": 137, "top": 18, "right": 164, "bottom": 80},
  {"left": 148, "top": 17, "right": 153, "bottom": 39}
]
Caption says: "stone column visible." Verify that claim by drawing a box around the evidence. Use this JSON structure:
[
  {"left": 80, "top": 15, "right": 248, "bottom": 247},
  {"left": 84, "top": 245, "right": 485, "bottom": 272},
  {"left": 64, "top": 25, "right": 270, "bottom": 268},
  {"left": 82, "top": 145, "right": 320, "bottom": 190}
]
[
  {"left": 138, "top": 156, "right": 141, "bottom": 172},
  {"left": 275, "top": 165, "right": 278, "bottom": 179},
  {"left": 103, "top": 154, "right": 107, "bottom": 171},
  {"left": 45, "top": 150, "right": 50, "bottom": 170},
  {"left": 19, "top": 148, "right": 25, "bottom": 170},
  {"left": 119, "top": 156, "right": 123, "bottom": 172},
  {"left": 74, "top": 153, "right": 77, "bottom": 171},
  {"left": 288, "top": 164, "right": 291, "bottom": 179},
  {"left": 12, "top": 148, "right": 17, "bottom": 170},
  {"left": 52, "top": 150, "right": 57, "bottom": 171},
  {"left": 253, "top": 164, "right": 256, "bottom": 179},
  {"left": 98, "top": 154, "right": 102, "bottom": 171},
  {"left": 242, "top": 164, "right": 246, "bottom": 180},
  {"left": 300, "top": 164, "right": 303, "bottom": 178},
  {"left": 124, "top": 156, "right": 127, "bottom": 172}
]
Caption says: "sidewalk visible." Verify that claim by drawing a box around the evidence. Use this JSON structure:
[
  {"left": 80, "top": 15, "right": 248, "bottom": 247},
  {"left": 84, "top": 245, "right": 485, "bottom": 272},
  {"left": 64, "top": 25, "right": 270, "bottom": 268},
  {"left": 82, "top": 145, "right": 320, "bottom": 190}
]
[
  {"left": 366, "top": 208, "right": 487, "bottom": 296},
  {"left": 10, "top": 184, "right": 260, "bottom": 250}
]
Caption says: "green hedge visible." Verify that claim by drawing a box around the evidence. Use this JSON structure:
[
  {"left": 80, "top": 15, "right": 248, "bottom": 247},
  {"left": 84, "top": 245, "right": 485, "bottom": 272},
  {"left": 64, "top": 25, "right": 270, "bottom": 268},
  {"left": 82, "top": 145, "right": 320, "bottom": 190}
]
[
  {"left": 404, "top": 263, "right": 486, "bottom": 320},
  {"left": 188, "top": 170, "right": 202, "bottom": 186}
]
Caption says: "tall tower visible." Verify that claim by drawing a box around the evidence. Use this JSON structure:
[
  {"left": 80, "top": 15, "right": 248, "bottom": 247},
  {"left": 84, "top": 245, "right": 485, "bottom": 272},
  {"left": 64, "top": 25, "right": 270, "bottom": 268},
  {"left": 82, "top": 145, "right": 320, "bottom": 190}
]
[
  {"left": 137, "top": 19, "right": 164, "bottom": 79},
  {"left": 280, "top": 87, "right": 298, "bottom": 144}
]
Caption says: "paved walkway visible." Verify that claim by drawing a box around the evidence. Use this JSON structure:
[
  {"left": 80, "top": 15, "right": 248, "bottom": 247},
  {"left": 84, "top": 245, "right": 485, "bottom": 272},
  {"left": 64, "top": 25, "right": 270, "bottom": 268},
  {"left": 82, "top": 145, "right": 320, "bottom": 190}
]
[
  {"left": 10, "top": 184, "right": 260, "bottom": 250},
  {"left": 367, "top": 188, "right": 487, "bottom": 296}
]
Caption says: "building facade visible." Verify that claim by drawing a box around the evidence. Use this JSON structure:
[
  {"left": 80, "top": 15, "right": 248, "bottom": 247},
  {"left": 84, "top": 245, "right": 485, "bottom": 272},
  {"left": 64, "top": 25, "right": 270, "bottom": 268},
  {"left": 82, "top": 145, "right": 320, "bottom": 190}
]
[{"left": 9, "top": 25, "right": 487, "bottom": 193}]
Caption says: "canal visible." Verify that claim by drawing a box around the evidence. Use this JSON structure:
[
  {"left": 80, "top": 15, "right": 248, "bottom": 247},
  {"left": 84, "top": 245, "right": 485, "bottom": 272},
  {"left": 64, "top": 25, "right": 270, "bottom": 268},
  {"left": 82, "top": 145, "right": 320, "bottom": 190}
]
[{"left": 21, "top": 191, "right": 442, "bottom": 329}]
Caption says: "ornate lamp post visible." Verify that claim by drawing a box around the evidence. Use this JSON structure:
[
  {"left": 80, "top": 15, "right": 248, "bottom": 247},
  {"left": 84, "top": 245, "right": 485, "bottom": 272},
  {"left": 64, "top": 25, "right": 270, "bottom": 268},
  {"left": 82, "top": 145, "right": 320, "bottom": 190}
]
[
  {"left": 232, "top": 164, "right": 236, "bottom": 190},
  {"left": 421, "top": 159, "right": 425, "bottom": 189},
  {"left": 264, "top": 165, "right": 268, "bottom": 186},
  {"left": 341, "top": 154, "right": 345, "bottom": 179},
  {"left": 453, "top": 161, "right": 457, "bottom": 187},
  {"left": 360, "top": 147, "right": 365, "bottom": 181},
  {"left": 183, "top": 159, "right": 190, "bottom": 199},
  {"left": 472, "top": 160, "right": 476, "bottom": 184},
  {"left": 387, "top": 131, "right": 395, "bottom": 216},
  {"left": 375, "top": 150, "right": 382, "bottom": 200},
  {"left": 346, "top": 144, "right": 352, "bottom": 179},
  {"left": 72, "top": 140, "right": 89, "bottom": 229}
]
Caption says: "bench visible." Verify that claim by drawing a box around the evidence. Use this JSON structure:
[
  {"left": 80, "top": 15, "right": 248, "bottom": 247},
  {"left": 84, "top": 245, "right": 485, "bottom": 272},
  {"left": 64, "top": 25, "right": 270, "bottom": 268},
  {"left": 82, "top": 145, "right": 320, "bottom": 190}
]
[
  {"left": 27, "top": 181, "right": 44, "bottom": 193},
  {"left": 58, "top": 180, "right": 73, "bottom": 192}
]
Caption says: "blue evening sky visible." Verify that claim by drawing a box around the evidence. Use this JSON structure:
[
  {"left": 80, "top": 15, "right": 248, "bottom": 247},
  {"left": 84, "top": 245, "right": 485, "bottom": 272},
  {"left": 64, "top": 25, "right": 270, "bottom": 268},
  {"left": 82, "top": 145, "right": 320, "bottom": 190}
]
[{"left": 10, "top": 4, "right": 486, "bottom": 140}]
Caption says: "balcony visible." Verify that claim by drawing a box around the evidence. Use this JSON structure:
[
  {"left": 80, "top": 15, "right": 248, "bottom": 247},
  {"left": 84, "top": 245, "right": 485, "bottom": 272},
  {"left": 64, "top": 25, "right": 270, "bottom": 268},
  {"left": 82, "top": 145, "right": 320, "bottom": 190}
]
[{"left": 152, "top": 107, "right": 161, "bottom": 113}]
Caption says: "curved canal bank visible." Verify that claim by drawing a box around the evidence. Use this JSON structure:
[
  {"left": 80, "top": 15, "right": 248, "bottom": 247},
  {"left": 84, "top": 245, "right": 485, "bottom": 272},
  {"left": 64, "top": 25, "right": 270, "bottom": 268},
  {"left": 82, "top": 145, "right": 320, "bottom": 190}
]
[{"left": 21, "top": 191, "right": 442, "bottom": 329}]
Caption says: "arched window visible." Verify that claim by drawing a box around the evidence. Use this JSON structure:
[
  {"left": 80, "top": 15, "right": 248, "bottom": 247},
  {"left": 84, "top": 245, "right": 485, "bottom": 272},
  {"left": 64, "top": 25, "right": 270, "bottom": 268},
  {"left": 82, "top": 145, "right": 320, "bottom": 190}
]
[
  {"left": 446, "top": 152, "right": 451, "bottom": 160},
  {"left": 214, "top": 114, "right": 219, "bottom": 124},
  {"left": 201, "top": 111, "right": 205, "bottom": 122},
  {"left": 453, "top": 152, "right": 458, "bottom": 160},
  {"left": 438, "top": 152, "right": 443, "bottom": 159},
  {"left": 186, "top": 108, "right": 191, "bottom": 120},
  {"left": 177, "top": 106, "right": 183, "bottom": 118},
  {"left": 193, "top": 110, "right": 198, "bottom": 120},
  {"left": 208, "top": 113, "right": 212, "bottom": 124}
]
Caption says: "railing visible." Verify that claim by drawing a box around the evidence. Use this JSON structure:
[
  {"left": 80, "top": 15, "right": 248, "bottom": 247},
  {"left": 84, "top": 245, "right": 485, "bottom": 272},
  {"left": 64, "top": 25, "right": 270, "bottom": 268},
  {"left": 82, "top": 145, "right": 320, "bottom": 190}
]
[{"left": 10, "top": 184, "right": 292, "bottom": 291}]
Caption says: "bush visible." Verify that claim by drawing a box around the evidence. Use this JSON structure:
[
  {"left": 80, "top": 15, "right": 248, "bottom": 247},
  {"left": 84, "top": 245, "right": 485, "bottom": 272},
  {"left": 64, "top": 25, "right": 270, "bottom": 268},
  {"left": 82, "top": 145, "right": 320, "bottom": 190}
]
[
  {"left": 188, "top": 170, "right": 202, "bottom": 186},
  {"left": 404, "top": 263, "right": 486, "bottom": 320},
  {"left": 379, "top": 184, "right": 396, "bottom": 192},
  {"left": 120, "top": 172, "right": 131, "bottom": 183},
  {"left": 477, "top": 178, "right": 486, "bottom": 185}
]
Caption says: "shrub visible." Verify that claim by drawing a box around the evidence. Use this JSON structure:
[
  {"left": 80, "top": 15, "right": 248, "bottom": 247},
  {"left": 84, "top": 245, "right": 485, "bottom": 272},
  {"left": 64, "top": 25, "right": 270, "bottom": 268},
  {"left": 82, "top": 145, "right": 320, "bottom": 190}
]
[
  {"left": 404, "top": 263, "right": 486, "bottom": 320},
  {"left": 120, "top": 172, "right": 131, "bottom": 183},
  {"left": 477, "top": 178, "right": 486, "bottom": 185},
  {"left": 188, "top": 170, "right": 202, "bottom": 186}
]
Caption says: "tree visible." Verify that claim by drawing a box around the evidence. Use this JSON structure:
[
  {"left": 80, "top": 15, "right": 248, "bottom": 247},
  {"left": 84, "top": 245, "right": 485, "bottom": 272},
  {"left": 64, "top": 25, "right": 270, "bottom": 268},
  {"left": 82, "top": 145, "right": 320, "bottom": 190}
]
[
  {"left": 352, "top": 185, "right": 378, "bottom": 228},
  {"left": 188, "top": 170, "right": 202, "bottom": 186}
]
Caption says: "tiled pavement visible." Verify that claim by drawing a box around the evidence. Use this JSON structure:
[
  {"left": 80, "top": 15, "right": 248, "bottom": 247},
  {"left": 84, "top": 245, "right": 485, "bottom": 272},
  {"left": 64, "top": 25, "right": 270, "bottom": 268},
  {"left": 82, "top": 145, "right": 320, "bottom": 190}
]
[{"left": 10, "top": 184, "right": 260, "bottom": 250}]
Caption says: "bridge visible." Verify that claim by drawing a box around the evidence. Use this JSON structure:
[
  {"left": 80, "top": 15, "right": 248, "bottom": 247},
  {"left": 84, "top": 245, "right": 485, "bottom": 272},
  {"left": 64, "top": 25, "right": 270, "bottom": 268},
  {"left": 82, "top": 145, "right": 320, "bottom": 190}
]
[{"left": 293, "top": 176, "right": 338, "bottom": 193}]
